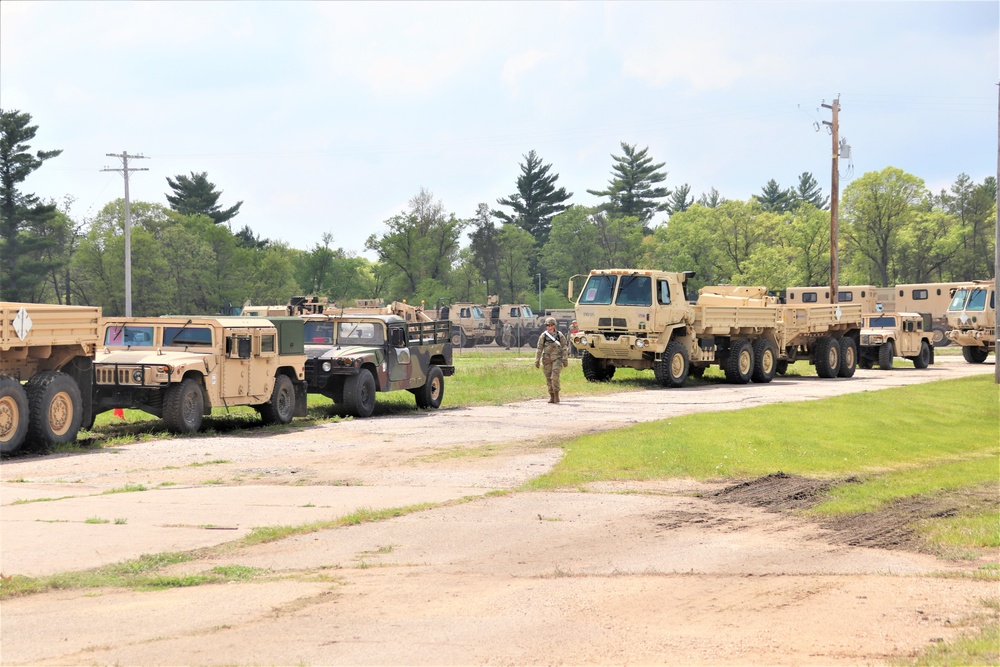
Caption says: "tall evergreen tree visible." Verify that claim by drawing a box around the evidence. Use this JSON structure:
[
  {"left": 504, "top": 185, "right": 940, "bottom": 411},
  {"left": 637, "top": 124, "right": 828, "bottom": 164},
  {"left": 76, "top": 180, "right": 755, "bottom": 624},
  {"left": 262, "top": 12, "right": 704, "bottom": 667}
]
[
  {"left": 665, "top": 183, "right": 693, "bottom": 215},
  {"left": 587, "top": 142, "right": 671, "bottom": 233},
  {"left": 494, "top": 150, "right": 572, "bottom": 248},
  {"left": 755, "top": 179, "right": 794, "bottom": 212},
  {"left": 165, "top": 171, "right": 243, "bottom": 225},
  {"left": 697, "top": 188, "right": 726, "bottom": 209},
  {"left": 792, "top": 172, "right": 829, "bottom": 209},
  {"left": 0, "top": 109, "right": 63, "bottom": 301}
]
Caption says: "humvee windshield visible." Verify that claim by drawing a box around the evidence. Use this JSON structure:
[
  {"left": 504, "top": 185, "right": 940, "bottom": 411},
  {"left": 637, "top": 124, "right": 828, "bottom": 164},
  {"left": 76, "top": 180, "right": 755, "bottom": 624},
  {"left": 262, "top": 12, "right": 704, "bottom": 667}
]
[
  {"left": 338, "top": 321, "right": 384, "bottom": 344},
  {"left": 579, "top": 275, "right": 616, "bottom": 305},
  {"left": 867, "top": 316, "right": 896, "bottom": 328},
  {"left": 164, "top": 326, "right": 212, "bottom": 346},
  {"left": 105, "top": 325, "right": 155, "bottom": 346},
  {"left": 304, "top": 321, "right": 335, "bottom": 344}
]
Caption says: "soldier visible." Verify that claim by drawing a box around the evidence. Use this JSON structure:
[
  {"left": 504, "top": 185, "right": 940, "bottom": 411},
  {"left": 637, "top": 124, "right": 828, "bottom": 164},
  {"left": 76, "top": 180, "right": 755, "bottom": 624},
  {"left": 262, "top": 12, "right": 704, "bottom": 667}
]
[{"left": 535, "top": 316, "right": 569, "bottom": 403}]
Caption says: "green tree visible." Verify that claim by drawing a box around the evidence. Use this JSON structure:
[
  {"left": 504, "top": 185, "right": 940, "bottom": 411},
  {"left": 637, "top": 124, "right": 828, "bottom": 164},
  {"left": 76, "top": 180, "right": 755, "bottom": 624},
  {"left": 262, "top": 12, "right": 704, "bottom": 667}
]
[
  {"left": 792, "top": 172, "right": 828, "bottom": 209},
  {"left": 697, "top": 188, "right": 726, "bottom": 209},
  {"left": 713, "top": 199, "right": 777, "bottom": 277},
  {"left": 646, "top": 204, "right": 724, "bottom": 290},
  {"left": 0, "top": 109, "right": 63, "bottom": 301},
  {"left": 495, "top": 224, "right": 537, "bottom": 302},
  {"left": 467, "top": 203, "right": 503, "bottom": 298},
  {"left": 665, "top": 183, "right": 693, "bottom": 215},
  {"left": 364, "top": 188, "right": 465, "bottom": 296},
  {"left": 542, "top": 205, "right": 604, "bottom": 293},
  {"left": 785, "top": 204, "right": 830, "bottom": 287},
  {"left": 165, "top": 171, "right": 243, "bottom": 226},
  {"left": 755, "top": 179, "right": 794, "bottom": 213},
  {"left": 587, "top": 142, "right": 670, "bottom": 233},
  {"left": 593, "top": 212, "right": 645, "bottom": 269},
  {"left": 938, "top": 173, "right": 996, "bottom": 279},
  {"left": 841, "top": 167, "right": 928, "bottom": 286},
  {"left": 494, "top": 150, "right": 572, "bottom": 248}
]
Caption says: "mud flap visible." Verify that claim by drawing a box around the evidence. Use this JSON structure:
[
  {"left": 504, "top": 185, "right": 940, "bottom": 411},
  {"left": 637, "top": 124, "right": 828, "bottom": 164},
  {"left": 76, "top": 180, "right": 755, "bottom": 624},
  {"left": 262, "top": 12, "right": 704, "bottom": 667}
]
[{"left": 293, "top": 380, "right": 308, "bottom": 417}]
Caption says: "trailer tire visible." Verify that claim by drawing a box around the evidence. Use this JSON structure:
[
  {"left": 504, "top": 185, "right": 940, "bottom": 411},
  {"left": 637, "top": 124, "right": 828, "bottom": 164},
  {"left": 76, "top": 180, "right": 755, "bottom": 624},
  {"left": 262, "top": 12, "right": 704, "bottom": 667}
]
[
  {"left": 343, "top": 369, "right": 377, "bottom": 418},
  {"left": 26, "top": 371, "right": 83, "bottom": 448},
  {"left": 751, "top": 339, "right": 778, "bottom": 383},
  {"left": 962, "top": 345, "right": 989, "bottom": 364},
  {"left": 654, "top": 342, "right": 689, "bottom": 388},
  {"left": 0, "top": 376, "right": 29, "bottom": 455},
  {"left": 414, "top": 364, "right": 445, "bottom": 409},
  {"left": 163, "top": 377, "right": 205, "bottom": 433},
  {"left": 814, "top": 337, "right": 841, "bottom": 378},
  {"left": 878, "top": 342, "right": 895, "bottom": 370},
  {"left": 913, "top": 341, "right": 932, "bottom": 369},
  {"left": 838, "top": 337, "right": 857, "bottom": 378},
  {"left": 582, "top": 351, "right": 615, "bottom": 382},
  {"left": 258, "top": 374, "right": 296, "bottom": 425},
  {"left": 724, "top": 339, "right": 753, "bottom": 384}
]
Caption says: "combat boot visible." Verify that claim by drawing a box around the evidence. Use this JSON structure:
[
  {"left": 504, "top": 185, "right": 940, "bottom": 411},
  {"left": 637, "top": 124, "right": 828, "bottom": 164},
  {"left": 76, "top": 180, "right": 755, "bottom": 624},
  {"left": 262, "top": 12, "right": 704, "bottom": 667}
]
[
  {"left": 548, "top": 392, "right": 555, "bottom": 403},
  {"left": 553, "top": 392, "right": 560, "bottom": 404}
]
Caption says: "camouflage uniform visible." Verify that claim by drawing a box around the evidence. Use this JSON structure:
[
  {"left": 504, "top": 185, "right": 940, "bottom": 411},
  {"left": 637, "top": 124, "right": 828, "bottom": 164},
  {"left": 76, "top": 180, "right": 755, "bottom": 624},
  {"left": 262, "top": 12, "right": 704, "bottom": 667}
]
[{"left": 535, "top": 322, "right": 569, "bottom": 403}]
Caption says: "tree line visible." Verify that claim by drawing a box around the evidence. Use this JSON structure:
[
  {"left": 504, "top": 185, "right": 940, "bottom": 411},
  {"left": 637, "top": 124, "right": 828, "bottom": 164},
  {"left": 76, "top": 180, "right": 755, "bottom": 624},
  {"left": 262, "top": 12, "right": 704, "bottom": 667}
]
[{"left": 1, "top": 109, "right": 995, "bottom": 316}]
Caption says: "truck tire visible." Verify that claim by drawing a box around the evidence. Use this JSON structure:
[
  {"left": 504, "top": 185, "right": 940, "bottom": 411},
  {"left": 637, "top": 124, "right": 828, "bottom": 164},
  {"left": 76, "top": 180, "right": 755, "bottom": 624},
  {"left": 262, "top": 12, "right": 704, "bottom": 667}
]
[
  {"left": 258, "top": 374, "right": 296, "bottom": 425},
  {"left": 962, "top": 345, "right": 989, "bottom": 364},
  {"left": 751, "top": 339, "right": 778, "bottom": 384},
  {"left": 524, "top": 333, "right": 539, "bottom": 349},
  {"left": 838, "top": 337, "right": 857, "bottom": 378},
  {"left": 931, "top": 325, "right": 951, "bottom": 347},
  {"left": 343, "top": 369, "right": 377, "bottom": 418},
  {"left": 25, "top": 371, "right": 83, "bottom": 449},
  {"left": 724, "top": 339, "right": 753, "bottom": 384},
  {"left": 163, "top": 377, "right": 205, "bottom": 433},
  {"left": 814, "top": 337, "right": 840, "bottom": 379},
  {"left": 878, "top": 342, "right": 895, "bottom": 370},
  {"left": 581, "top": 351, "right": 615, "bottom": 382},
  {"left": 451, "top": 332, "right": 462, "bottom": 347},
  {"left": 654, "top": 342, "right": 688, "bottom": 388},
  {"left": 0, "top": 376, "right": 29, "bottom": 455},
  {"left": 414, "top": 364, "right": 444, "bottom": 409},
  {"left": 912, "top": 340, "right": 932, "bottom": 369}
]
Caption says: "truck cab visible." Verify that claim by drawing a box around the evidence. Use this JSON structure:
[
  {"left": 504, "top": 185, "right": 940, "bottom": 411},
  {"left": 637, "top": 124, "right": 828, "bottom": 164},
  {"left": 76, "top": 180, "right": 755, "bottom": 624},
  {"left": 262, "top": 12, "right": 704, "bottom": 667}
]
[{"left": 946, "top": 281, "right": 996, "bottom": 363}]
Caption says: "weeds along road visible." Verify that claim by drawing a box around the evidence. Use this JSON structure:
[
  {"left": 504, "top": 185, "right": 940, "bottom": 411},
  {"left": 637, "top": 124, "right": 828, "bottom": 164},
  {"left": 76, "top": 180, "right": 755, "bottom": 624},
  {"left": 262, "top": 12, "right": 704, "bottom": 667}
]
[{"left": 0, "top": 356, "right": 996, "bottom": 666}]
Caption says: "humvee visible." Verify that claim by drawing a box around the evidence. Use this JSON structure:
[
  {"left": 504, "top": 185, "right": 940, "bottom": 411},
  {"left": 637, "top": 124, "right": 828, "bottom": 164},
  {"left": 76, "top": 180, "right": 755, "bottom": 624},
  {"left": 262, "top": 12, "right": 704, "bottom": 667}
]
[
  {"left": 301, "top": 314, "right": 454, "bottom": 418},
  {"left": 93, "top": 316, "right": 308, "bottom": 433},
  {"left": 857, "top": 312, "right": 934, "bottom": 370}
]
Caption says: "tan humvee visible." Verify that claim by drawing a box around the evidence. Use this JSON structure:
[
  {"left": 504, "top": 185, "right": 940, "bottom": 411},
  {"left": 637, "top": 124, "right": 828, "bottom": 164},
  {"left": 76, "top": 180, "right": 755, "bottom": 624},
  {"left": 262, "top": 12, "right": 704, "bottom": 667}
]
[
  {"left": 858, "top": 312, "right": 934, "bottom": 370},
  {"left": 93, "top": 316, "right": 307, "bottom": 433}
]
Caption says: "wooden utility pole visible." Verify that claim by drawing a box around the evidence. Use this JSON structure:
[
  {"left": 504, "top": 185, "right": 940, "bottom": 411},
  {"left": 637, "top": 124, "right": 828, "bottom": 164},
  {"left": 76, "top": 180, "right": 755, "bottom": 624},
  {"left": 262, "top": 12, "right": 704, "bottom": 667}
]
[
  {"left": 995, "top": 83, "right": 999, "bottom": 385},
  {"left": 822, "top": 98, "right": 840, "bottom": 305},
  {"left": 102, "top": 151, "right": 148, "bottom": 317}
]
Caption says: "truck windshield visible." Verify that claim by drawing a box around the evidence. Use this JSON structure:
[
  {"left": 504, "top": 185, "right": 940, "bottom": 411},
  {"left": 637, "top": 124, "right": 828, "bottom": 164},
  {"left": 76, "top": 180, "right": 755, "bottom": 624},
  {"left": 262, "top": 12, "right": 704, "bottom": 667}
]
[
  {"left": 164, "top": 327, "right": 213, "bottom": 346},
  {"left": 948, "top": 289, "right": 969, "bottom": 311},
  {"left": 579, "top": 275, "right": 616, "bottom": 305},
  {"left": 616, "top": 275, "right": 652, "bottom": 306},
  {"left": 303, "top": 321, "right": 334, "bottom": 344},
  {"left": 338, "top": 321, "right": 383, "bottom": 344},
  {"left": 965, "top": 289, "right": 989, "bottom": 311},
  {"left": 471, "top": 306, "right": 485, "bottom": 319}
]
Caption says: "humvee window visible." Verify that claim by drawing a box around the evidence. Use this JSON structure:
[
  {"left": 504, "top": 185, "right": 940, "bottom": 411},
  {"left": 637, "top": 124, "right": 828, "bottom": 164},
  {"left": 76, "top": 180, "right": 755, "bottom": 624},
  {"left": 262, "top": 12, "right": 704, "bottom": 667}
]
[
  {"left": 580, "top": 275, "right": 616, "bottom": 305},
  {"left": 304, "top": 321, "right": 334, "bottom": 344},
  {"left": 261, "top": 334, "right": 275, "bottom": 353},
  {"left": 339, "top": 321, "right": 383, "bottom": 344},
  {"left": 616, "top": 275, "right": 652, "bottom": 306},
  {"left": 106, "top": 325, "right": 155, "bottom": 346},
  {"left": 164, "top": 327, "right": 212, "bottom": 346},
  {"left": 869, "top": 316, "right": 896, "bottom": 327},
  {"left": 523, "top": 306, "right": 534, "bottom": 317}
]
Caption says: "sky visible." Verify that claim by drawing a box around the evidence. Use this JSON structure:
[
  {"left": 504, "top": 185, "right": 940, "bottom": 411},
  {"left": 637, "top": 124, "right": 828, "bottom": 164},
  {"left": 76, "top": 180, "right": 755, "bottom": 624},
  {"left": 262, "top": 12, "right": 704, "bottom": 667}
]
[{"left": 1, "top": 1, "right": 997, "bottom": 260}]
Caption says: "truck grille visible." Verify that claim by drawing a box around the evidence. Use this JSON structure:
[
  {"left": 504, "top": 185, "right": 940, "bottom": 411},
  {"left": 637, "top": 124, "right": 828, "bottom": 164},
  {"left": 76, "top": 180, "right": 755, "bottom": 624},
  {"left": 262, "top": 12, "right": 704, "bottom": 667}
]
[
  {"left": 95, "top": 365, "right": 144, "bottom": 385},
  {"left": 597, "top": 317, "right": 628, "bottom": 330}
]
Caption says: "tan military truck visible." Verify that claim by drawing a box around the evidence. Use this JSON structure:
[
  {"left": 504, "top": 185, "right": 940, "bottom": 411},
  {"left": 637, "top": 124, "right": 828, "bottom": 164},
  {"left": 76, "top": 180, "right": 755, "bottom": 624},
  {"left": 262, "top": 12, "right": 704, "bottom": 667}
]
[
  {"left": 92, "top": 316, "right": 308, "bottom": 433},
  {"left": 436, "top": 301, "right": 492, "bottom": 347},
  {"left": 1, "top": 302, "right": 101, "bottom": 454},
  {"left": 570, "top": 269, "right": 863, "bottom": 388},
  {"left": 857, "top": 312, "right": 934, "bottom": 370},
  {"left": 945, "top": 280, "right": 996, "bottom": 364},
  {"left": 484, "top": 298, "right": 544, "bottom": 348}
]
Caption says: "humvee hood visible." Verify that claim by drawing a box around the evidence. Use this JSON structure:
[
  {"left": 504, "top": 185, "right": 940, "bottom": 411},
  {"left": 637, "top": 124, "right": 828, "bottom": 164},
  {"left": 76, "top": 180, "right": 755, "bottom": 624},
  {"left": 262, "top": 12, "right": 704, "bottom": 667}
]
[
  {"left": 305, "top": 344, "right": 377, "bottom": 360},
  {"left": 96, "top": 349, "right": 211, "bottom": 366}
]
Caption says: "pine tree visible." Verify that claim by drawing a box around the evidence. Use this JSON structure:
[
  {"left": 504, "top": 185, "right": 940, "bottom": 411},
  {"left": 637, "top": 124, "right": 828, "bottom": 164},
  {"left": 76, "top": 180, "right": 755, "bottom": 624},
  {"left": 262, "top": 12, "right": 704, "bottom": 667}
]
[
  {"left": 755, "top": 179, "right": 794, "bottom": 213},
  {"left": 165, "top": 171, "right": 243, "bottom": 225},
  {"left": 792, "top": 172, "right": 829, "bottom": 209},
  {"left": 665, "top": 183, "right": 693, "bottom": 215},
  {"left": 587, "top": 142, "right": 671, "bottom": 232},
  {"left": 697, "top": 188, "right": 727, "bottom": 209},
  {"left": 494, "top": 150, "right": 572, "bottom": 247}
]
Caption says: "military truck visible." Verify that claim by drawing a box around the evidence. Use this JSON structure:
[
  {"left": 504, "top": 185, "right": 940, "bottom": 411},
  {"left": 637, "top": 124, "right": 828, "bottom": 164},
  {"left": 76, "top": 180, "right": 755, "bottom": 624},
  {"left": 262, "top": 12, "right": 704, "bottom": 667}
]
[
  {"left": 857, "top": 312, "right": 934, "bottom": 370},
  {"left": 92, "top": 316, "right": 308, "bottom": 433},
  {"left": 1, "top": 302, "right": 101, "bottom": 454},
  {"left": 945, "top": 280, "right": 996, "bottom": 363},
  {"left": 435, "top": 301, "right": 492, "bottom": 347},
  {"left": 569, "top": 269, "right": 863, "bottom": 388},
  {"left": 484, "top": 298, "right": 544, "bottom": 348},
  {"left": 299, "top": 313, "right": 454, "bottom": 418},
  {"left": 243, "top": 295, "right": 330, "bottom": 317}
]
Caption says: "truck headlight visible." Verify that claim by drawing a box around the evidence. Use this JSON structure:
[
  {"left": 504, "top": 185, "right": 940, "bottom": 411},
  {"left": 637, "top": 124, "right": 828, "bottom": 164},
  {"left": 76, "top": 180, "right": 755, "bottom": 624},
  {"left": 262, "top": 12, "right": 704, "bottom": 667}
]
[
  {"left": 575, "top": 335, "right": 588, "bottom": 346},
  {"left": 634, "top": 339, "right": 647, "bottom": 349},
  {"left": 132, "top": 368, "right": 144, "bottom": 383},
  {"left": 322, "top": 361, "right": 332, "bottom": 372}
]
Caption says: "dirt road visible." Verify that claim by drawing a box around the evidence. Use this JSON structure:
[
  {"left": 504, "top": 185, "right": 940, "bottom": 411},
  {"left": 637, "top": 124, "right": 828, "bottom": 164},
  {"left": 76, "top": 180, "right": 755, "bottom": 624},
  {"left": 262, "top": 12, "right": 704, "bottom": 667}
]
[{"left": 1, "top": 358, "right": 997, "bottom": 665}]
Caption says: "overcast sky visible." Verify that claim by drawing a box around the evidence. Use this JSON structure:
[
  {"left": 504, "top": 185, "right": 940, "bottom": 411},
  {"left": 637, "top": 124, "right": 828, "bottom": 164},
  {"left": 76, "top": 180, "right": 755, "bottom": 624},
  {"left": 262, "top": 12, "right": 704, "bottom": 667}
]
[{"left": 1, "top": 1, "right": 996, "bottom": 259}]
